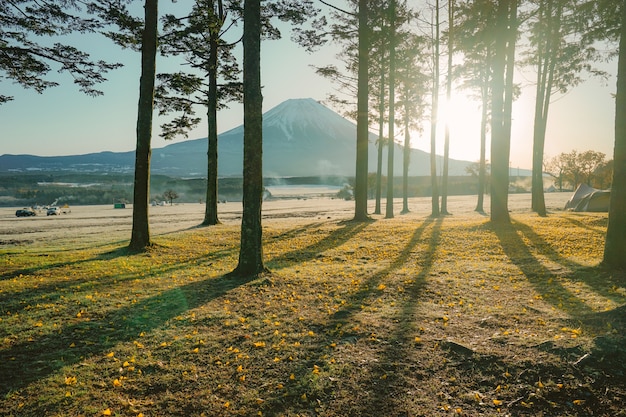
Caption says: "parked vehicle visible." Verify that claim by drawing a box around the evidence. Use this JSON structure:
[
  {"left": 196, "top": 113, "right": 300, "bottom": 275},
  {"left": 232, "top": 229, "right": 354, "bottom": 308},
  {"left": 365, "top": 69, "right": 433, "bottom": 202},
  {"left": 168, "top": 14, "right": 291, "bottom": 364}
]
[
  {"left": 47, "top": 207, "right": 62, "bottom": 216},
  {"left": 15, "top": 208, "right": 36, "bottom": 217}
]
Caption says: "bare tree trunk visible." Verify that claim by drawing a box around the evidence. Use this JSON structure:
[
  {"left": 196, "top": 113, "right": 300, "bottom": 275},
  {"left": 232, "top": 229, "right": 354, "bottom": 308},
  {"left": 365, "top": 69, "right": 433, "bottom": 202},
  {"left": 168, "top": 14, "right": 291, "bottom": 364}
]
[
  {"left": 441, "top": 0, "right": 454, "bottom": 215},
  {"left": 385, "top": 0, "right": 396, "bottom": 219},
  {"left": 490, "top": 0, "right": 516, "bottom": 223},
  {"left": 430, "top": 0, "right": 440, "bottom": 217},
  {"left": 603, "top": 0, "right": 626, "bottom": 269},
  {"left": 375, "top": 60, "right": 385, "bottom": 215},
  {"left": 129, "top": 0, "right": 158, "bottom": 252},
  {"left": 531, "top": 0, "right": 560, "bottom": 217},
  {"left": 475, "top": 69, "right": 488, "bottom": 213},
  {"left": 401, "top": 101, "right": 410, "bottom": 214},
  {"left": 232, "top": 0, "right": 266, "bottom": 277},
  {"left": 203, "top": 0, "right": 222, "bottom": 226},
  {"left": 354, "top": 0, "right": 370, "bottom": 221}
]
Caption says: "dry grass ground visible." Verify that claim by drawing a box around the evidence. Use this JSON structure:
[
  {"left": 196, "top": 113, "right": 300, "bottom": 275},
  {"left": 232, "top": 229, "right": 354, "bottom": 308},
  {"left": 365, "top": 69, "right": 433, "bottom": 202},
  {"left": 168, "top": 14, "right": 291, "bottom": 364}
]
[{"left": 1, "top": 193, "right": 625, "bottom": 416}]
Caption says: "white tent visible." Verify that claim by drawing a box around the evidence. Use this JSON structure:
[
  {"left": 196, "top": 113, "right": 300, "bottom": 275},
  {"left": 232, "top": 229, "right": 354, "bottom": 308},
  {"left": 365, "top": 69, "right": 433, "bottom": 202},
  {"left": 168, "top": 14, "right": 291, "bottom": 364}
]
[{"left": 564, "top": 183, "right": 610, "bottom": 212}]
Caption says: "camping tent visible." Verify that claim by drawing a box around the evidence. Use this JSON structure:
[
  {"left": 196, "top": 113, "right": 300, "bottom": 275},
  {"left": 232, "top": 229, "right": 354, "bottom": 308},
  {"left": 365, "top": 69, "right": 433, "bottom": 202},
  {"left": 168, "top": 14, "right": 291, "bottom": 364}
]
[{"left": 564, "top": 183, "right": 611, "bottom": 212}]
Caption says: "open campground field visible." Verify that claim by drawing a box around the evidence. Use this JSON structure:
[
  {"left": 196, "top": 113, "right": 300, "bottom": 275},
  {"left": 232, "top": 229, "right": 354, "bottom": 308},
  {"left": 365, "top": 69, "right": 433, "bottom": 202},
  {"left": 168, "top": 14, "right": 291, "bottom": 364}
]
[
  {"left": 1, "top": 192, "right": 572, "bottom": 248},
  {"left": 2, "top": 191, "right": 625, "bottom": 417}
]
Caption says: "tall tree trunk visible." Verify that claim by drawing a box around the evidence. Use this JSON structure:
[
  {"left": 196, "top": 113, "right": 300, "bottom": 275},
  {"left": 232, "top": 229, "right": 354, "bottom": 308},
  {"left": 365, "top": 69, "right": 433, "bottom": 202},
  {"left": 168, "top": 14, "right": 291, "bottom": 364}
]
[
  {"left": 441, "top": 0, "right": 454, "bottom": 215},
  {"left": 531, "top": 0, "right": 559, "bottom": 217},
  {"left": 375, "top": 59, "right": 385, "bottom": 215},
  {"left": 401, "top": 99, "right": 410, "bottom": 214},
  {"left": 354, "top": 0, "right": 370, "bottom": 221},
  {"left": 129, "top": 0, "right": 158, "bottom": 252},
  {"left": 233, "top": 0, "right": 265, "bottom": 276},
  {"left": 430, "top": 0, "right": 440, "bottom": 217},
  {"left": 475, "top": 65, "right": 489, "bottom": 213},
  {"left": 603, "top": 0, "right": 626, "bottom": 269},
  {"left": 531, "top": 63, "right": 548, "bottom": 215},
  {"left": 385, "top": 0, "right": 396, "bottom": 219},
  {"left": 203, "top": 0, "right": 221, "bottom": 225},
  {"left": 490, "top": 0, "right": 515, "bottom": 223},
  {"left": 503, "top": 0, "right": 517, "bottom": 182}
]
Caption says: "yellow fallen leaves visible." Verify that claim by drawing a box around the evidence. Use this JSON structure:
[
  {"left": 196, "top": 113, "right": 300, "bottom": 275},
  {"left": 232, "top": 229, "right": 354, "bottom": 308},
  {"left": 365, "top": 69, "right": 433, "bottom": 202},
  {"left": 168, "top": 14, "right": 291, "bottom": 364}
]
[
  {"left": 2, "top": 211, "right": 619, "bottom": 417},
  {"left": 561, "top": 327, "right": 582, "bottom": 338}
]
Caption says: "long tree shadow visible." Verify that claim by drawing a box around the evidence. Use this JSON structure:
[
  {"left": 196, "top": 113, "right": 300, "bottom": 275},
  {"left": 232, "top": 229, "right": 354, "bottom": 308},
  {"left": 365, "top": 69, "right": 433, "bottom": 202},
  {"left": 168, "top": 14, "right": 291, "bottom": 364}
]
[
  {"left": 354, "top": 217, "right": 443, "bottom": 415},
  {"left": 0, "top": 242, "right": 132, "bottom": 282},
  {"left": 262, "top": 217, "right": 442, "bottom": 416},
  {"left": 492, "top": 220, "right": 594, "bottom": 317},
  {"left": 0, "top": 243, "right": 240, "bottom": 317},
  {"left": 560, "top": 213, "right": 608, "bottom": 235},
  {"left": 0, "top": 272, "right": 254, "bottom": 395},
  {"left": 266, "top": 220, "right": 372, "bottom": 269},
  {"left": 265, "top": 221, "right": 331, "bottom": 245},
  {"left": 512, "top": 218, "right": 625, "bottom": 304},
  {"left": 328, "top": 218, "right": 439, "bottom": 327}
]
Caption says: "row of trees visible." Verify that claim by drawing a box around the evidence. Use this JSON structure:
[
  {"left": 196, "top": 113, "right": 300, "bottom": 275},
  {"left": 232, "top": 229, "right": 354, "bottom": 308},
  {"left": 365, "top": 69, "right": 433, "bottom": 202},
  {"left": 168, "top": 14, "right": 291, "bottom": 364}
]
[
  {"left": 2, "top": 0, "right": 626, "bottom": 270},
  {"left": 545, "top": 150, "right": 613, "bottom": 191}
]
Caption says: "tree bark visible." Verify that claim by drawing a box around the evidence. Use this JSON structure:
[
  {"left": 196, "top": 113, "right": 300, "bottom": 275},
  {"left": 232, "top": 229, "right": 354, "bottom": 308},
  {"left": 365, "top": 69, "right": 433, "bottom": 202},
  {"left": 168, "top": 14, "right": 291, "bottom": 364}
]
[
  {"left": 354, "top": 0, "right": 370, "bottom": 221},
  {"left": 490, "top": 0, "right": 515, "bottom": 224},
  {"left": 430, "top": 0, "right": 441, "bottom": 217},
  {"left": 401, "top": 101, "right": 410, "bottom": 214},
  {"left": 441, "top": 0, "right": 454, "bottom": 215},
  {"left": 232, "top": 0, "right": 265, "bottom": 276},
  {"left": 203, "top": 0, "right": 221, "bottom": 225},
  {"left": 475, "top": 60, "right": 489, "bottom": 214},
  {"left": 129, "top": 0, "right": 158, "bottom": 252},
  {"left": 603, "top": 0, "right": 626, "bottom": 269},
  {"left": 531, "top": 0, "right": 560, "bottom": 217},
  {"left": 385, "top": 0, "right": 396, "bottom": 219},
  {"left": 374, "top": 59, "right": 385, "bottom": 215}
]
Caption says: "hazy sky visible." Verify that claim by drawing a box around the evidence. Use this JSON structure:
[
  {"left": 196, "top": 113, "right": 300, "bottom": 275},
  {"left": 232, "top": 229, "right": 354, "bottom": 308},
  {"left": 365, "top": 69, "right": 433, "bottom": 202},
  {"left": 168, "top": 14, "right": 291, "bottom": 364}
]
[{"left": 0, "top": 5, "right": 618, "bottom": 171}]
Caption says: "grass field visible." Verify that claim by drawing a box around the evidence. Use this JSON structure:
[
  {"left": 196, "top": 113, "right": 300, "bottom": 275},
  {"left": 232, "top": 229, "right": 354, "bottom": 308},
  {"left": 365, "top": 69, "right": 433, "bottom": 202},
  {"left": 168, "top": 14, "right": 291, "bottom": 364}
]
[{"left": 1, "top": 194, "right": 625, "bottom": 416}]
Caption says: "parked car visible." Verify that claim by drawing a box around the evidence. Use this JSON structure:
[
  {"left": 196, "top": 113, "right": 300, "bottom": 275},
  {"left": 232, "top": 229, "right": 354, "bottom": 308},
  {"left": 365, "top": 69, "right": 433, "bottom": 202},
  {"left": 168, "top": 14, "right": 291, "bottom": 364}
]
[
  {"left": 47, "top": 207, "right": 62, "bottom": 216},
  {"left": 15, "top": 208, "right": 36, "bottom": 217}
]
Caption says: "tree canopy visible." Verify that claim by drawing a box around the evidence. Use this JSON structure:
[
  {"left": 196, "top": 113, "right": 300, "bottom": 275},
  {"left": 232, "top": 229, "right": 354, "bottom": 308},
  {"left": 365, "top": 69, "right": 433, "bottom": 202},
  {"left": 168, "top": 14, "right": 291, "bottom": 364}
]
[{"left": 0, "top": 0, "right": 122, "bottom": 104}]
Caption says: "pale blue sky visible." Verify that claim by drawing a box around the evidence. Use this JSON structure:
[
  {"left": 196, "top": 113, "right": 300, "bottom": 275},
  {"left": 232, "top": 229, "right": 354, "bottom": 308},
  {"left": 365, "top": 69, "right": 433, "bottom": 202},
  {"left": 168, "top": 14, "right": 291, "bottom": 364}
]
[{"left": 0, "top": 3, "right": 618, "bottom": 171}]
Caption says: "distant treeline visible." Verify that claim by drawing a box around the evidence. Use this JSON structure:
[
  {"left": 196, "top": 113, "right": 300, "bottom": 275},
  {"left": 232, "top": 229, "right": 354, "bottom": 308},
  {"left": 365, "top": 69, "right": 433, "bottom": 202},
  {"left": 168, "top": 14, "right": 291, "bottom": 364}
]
[{"left": 0, "top": 172, "right": 496, "bottom": 207}]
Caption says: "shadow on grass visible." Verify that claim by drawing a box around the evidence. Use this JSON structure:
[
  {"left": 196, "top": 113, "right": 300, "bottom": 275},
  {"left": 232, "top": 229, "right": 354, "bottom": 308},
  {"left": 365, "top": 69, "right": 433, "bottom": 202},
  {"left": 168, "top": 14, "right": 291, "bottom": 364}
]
[
  {"left": 0, "top": 243, "right": 240, "bottom": 318},
  {"left": 327, "top": 218, "right": 438, "bottom": 328},
  {"left": 492, "top": 219, "right": 595, "bottom": 317},
  {"left": 560, "top": 213, "right": 608, "bottom": 235},
  {"left": 0, "top": 241, "right": 131, "bottom": 282},
  {"left": 262, "top": 217, "right": 442, "bottom": 416},
  {"left": 354, "top": 217, "right": 443, "bottom": 415},
  {"left": 0, "top": 272, "right": 254, "bottom": 396},
  {"left": 266, "top": 220, "right": 372, "bottom": 269},
  {"left": 512, "top": 218, "right": 626, "bottom": 306}
]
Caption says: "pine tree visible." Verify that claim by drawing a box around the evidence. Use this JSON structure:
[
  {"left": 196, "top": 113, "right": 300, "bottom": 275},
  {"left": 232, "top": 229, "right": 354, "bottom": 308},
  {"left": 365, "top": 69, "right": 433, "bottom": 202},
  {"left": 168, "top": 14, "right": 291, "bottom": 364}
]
[{"left": 0, "top": 0, "right": 121, "bottom": 104}]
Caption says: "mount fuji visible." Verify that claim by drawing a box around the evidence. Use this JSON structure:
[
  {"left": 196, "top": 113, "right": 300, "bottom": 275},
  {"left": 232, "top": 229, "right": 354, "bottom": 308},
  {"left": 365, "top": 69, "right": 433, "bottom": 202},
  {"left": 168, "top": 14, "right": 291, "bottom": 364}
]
[
  {"left": 1, "top": 98, "right": 473, "bottom": 177},
  {"left": 152, "top": 98, "right": 473, "bottom": 177}
]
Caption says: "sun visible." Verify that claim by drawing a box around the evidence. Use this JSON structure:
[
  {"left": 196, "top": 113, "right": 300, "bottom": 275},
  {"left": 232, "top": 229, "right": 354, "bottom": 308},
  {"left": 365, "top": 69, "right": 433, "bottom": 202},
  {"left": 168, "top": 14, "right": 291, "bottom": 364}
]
[
  {"left": 408, "top": 91, "right": 486, "bottom": 163},
  {"left": 436, "top": 92, "right": 486, "bottom": 163}
]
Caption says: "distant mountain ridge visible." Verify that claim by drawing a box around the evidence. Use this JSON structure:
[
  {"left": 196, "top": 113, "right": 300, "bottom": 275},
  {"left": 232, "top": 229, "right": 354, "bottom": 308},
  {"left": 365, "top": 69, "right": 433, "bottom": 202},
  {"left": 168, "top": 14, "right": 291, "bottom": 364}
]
[{"left": 1, "top": 98, "right": 476, "bottom": 177}]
